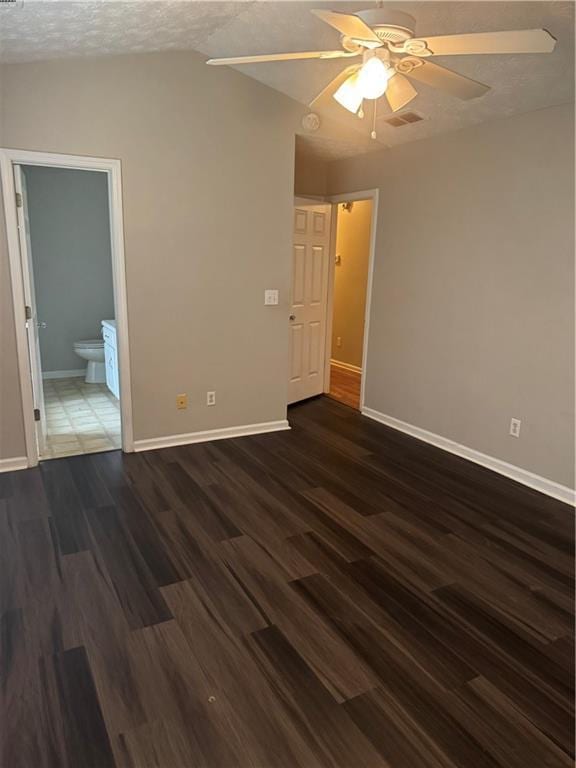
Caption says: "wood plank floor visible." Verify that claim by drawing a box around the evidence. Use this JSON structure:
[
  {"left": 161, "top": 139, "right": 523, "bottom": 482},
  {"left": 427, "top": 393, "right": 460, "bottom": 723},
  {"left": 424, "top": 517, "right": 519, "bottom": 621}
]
[
  {"left": 1, "top": 396, "right": 573, "bottom": 768},
  {"left": 328, "top": 364, "right": 361, "bottom": 410}
]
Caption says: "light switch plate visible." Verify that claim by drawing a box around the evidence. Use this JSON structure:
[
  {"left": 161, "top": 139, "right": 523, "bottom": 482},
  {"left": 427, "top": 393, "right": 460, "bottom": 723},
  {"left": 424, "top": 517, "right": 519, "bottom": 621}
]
[{"left": 264, "top": 289, "right": 279, "bottom": 306}]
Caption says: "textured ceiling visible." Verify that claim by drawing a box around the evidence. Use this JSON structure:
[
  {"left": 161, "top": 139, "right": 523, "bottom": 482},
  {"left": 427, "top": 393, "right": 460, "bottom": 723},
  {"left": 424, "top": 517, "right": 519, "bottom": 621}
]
[{"left": 0, "top": 1, "right": 574, "bottom": 161}]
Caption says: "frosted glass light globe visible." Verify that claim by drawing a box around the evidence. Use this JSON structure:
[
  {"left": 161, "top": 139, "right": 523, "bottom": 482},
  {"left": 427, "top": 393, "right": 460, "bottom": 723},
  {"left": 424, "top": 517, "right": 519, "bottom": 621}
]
[
  {"left": 357, "top": 57, "right": 391, "bottom": 99},
  {"left": 333, "top": 72, "right": 363, "bottom": 114}
]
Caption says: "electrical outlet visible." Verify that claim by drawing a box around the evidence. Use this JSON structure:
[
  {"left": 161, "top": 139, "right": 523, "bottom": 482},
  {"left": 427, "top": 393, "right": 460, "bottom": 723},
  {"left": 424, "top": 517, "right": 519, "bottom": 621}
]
[
  {"left": 176, "top": 393, "right": 187, "bottom": 410},
  {"left": 336, "top": 336, "right": 342, "bottom": 347},
  {"left": 509, "top": 418, "right": 521, "bottom": 438},
  {"left": 264, "top": 289, "right": 279, "bottom": 306},
  {"left": 207, "top": 391, "right": 216, "bottom": 406}
]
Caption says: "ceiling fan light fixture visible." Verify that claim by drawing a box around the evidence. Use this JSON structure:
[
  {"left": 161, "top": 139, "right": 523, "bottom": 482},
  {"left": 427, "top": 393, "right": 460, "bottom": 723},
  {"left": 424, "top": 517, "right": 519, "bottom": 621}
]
[
  {"left": 207, "top": 9, "right": 554, "bottom": 120},
  {"left": 333, "top": 71, "right": 363, "bottom": 114},
  {"left": 357, "top": 55, "right": 394, "bottom": 99}
]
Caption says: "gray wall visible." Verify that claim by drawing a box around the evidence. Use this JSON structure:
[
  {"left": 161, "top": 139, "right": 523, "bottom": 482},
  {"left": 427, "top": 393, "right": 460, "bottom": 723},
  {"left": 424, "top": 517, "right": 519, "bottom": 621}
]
[
  {"left": 328, "top": 104, "right": 575, "bottom": 489},
  {"left": 294, "top": 150, "right": 328, "bottom": 198},
  {"left": 24, "top": 166, "right": 114, "bottom": 373},
  {"left": 0, "top": 50, "right": 312, "bottom": 457}
]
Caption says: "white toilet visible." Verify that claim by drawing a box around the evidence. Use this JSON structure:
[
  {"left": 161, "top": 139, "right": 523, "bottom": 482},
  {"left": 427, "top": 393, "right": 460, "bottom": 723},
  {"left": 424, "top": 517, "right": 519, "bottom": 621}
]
[{"left": 73, "top": 339, "right": 106, "bottom": 383}]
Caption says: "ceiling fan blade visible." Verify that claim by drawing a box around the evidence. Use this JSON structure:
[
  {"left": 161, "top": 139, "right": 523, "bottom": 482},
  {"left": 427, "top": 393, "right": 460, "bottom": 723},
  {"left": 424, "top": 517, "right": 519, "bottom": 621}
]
[
  {"left": 309, "top": 64, "right": 361, "bottom": 107},
  {"left": 386, "top": 74, "right": 418, "bottom": 112},
  {"left": 206, "top": 50, "right": 359, "bottom": 66},
  {"left": 414, "top": 29, "right": 556, "bottom": 56},
  {"left": 404, "top": 60, "right": 489, "bottom": 100},
  {"left": 311, "top": 9, "right": 382, "bottom": 46}
]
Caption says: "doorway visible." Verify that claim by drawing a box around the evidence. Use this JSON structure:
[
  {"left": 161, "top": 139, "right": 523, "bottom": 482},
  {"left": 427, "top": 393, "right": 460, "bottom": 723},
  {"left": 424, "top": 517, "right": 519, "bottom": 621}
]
[
  {"left": 1, "top": 149, "right": 133, "bottom": 467},
  {"left": 327, "top": 198, "right": 373, "bottom": 410},
  {"left": 288, "top": 190, "right": 378, "bottom": 412}
]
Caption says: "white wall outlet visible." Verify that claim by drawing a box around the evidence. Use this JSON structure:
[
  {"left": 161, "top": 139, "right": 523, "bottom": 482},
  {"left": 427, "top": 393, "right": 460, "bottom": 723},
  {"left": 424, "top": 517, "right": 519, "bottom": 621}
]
[
  {"left": 509, "top": 418, "right": 521, "bottom": 438},
  {"left": 336, "top": 336, "right": 342, "bottom": 347},
  {"left": 207, "top": 391, "right": 216, "bottom": 406},
  {"left": 264, "top": 289, "right": 279, "bottom": 306}
]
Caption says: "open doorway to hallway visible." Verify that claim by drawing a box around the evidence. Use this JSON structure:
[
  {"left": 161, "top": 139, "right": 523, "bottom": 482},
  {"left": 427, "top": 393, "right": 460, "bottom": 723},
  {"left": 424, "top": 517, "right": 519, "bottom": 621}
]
[
  {"left": 327, "top": 199, "right": 372, "bottom": 410},
  {"left": 287, "top": 190, "right": 376, "bottom": 413}
]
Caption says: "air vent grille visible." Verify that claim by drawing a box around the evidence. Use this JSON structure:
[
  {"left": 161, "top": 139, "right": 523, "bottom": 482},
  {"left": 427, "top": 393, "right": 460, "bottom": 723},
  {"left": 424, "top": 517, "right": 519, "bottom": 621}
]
[
  {"left": 384, "top": 111, "right": 424, "bottom": 127},
  {"left": 374, "top": 27, "right": 412, "bottom": 44}
]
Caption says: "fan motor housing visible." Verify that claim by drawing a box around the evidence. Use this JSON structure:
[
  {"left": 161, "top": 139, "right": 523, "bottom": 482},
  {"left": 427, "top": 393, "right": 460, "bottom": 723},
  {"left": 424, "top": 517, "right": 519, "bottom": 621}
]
[{"left": 355, "top": 9, "right": 416, "bottom": 44}]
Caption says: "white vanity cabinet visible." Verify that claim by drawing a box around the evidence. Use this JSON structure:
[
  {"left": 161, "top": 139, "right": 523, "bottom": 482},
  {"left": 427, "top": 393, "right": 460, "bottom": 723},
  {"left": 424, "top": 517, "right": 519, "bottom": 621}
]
[{"left": 102, "top": 320, "right": 120, "bottom": 399}]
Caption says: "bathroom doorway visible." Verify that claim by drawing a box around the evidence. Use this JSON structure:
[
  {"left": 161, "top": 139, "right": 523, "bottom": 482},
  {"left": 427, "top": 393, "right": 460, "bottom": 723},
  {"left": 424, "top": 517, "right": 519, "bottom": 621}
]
[{"left": 1, "top": 149, "right": 133, "bottom": 466}]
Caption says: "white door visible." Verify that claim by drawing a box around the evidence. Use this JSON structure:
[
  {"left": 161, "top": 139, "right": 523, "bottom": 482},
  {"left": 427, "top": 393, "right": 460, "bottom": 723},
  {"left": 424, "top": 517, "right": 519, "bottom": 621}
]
[
  {"left": 288, "top": 203, "right": 331, "bottom": 404},
  {"left": 14, "top": 165, "right": 46, "bottom": 455}
]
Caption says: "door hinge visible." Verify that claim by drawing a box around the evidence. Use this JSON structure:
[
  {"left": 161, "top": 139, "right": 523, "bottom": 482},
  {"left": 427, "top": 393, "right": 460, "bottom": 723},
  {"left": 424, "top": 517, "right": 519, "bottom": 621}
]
[
  {"left": 25, "top": 305, "right": 32, "bottom": 320},
  {"left": 34, "top": 408, "right": 40, "bottom": 422},
  {"left": 15, "top": 192, "right": 23, "bottom": 208}
]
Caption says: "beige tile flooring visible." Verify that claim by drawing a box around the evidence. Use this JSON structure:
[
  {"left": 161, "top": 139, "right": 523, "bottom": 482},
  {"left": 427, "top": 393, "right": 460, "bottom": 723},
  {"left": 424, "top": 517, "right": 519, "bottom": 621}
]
[{"left": 42, "top": 377, "right": 121, "bottom": 459}]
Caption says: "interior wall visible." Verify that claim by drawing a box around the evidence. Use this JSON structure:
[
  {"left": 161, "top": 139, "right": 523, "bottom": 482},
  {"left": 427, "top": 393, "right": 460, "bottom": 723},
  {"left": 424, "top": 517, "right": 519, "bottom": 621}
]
[
  {"left": 331, "top": 200, "right": 371, "bottom": 370},
  {"left": 294, "top": 150, "right": 328, "bottom": 198},
  {"left": 327, "top": 103, "right": 575, "bottom": 489},
  {"left": 24, "top": 166, "right": 114, "bottom": 374},
  {"left": 0, "top": 50, "right": 310, "bottom": 457}
]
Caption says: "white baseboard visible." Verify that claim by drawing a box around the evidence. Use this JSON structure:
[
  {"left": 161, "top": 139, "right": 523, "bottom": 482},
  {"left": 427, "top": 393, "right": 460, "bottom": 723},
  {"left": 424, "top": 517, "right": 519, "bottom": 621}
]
[
  {"left": 134, "top": 419, "right": 290, "bottom": 453},
  {"left": 0, "top": 456, "right": 28, "bottom": 473},
  {"left": 42, "top": 369, "right": 85, "bottom": 380},
  {"left": 330, "top": 359, "right": 362, "bottom": 374},
  {"left": 361, "top": 406, "right": 575, "bottom": 506}
]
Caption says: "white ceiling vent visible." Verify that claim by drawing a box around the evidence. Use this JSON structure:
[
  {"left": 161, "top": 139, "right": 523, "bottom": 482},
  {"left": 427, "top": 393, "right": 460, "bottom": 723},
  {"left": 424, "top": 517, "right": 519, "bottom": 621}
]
[{"left": 383, "top": 111, "right": 425, "bottom": 127}]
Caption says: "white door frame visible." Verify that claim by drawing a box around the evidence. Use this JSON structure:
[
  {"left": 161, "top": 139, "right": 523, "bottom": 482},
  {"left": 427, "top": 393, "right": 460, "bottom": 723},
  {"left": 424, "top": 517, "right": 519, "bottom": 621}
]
[
  {"left": 323, "top": 188, "right": 379, "bottom": 411},
  {"left": 0, "top": 148, "right": 134, "bottom": 465},
  {"left": 13, "top": 165, "right": 47, "bottom": 456}
]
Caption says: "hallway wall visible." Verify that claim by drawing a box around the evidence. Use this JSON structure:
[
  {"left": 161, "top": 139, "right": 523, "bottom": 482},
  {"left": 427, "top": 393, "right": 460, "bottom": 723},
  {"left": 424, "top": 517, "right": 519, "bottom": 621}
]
[{"left": 331, "top": 200, "right": 372, "bottom": 370}]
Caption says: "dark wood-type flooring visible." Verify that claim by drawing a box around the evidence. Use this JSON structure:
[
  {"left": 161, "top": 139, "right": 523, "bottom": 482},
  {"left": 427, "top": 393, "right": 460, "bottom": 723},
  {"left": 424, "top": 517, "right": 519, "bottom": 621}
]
[
  {"left": 1, "top": 396, "right": 574, "bottom": 768},
  {"left": 328, "top": 364, "right": 361, "bottom": 410}
]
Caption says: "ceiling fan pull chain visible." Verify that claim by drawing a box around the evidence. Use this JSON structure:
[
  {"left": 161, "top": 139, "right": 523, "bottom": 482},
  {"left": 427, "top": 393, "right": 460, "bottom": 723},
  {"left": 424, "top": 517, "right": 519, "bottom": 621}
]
[{"left": 371, "top": 99, "right": 378, "bottom": 140}]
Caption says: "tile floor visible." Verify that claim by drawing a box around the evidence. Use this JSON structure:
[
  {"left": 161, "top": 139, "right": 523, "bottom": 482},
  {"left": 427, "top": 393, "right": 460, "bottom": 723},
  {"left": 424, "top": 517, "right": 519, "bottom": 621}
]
[{"left": 42, "top": 376, "right": 121, "bottom": 459}]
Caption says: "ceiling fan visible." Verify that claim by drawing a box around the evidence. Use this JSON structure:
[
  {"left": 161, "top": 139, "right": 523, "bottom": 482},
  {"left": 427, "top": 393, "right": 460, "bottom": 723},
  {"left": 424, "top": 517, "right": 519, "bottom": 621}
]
[{"left": 207, "top": 7, "right": 556, "bottom": 123}]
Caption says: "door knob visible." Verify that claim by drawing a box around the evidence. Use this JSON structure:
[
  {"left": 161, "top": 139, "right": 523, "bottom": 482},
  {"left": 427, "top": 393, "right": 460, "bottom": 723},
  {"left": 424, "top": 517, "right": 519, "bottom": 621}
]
[
  {"left": 289, "top": 314, "right": 296, "bottom": 321},
  {"left": 37, "top": 321, "right": 47, "bottom": 329}
]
